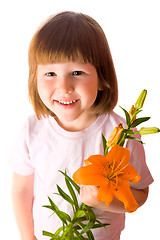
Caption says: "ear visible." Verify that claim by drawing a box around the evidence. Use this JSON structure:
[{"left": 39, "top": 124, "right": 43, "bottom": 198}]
[
  {"left": 98, "top": 78, "right": 110, "bottom": 90},
  {"left": 98, "top": 79, "right": 103, "bottom": 90}
]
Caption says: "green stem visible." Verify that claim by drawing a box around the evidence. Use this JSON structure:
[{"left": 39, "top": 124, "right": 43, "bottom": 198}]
[
  {"left": 117, "top": 133, "right": 126, "bottom": 147},
  {"left": 118, "top": 126, "right": 139, "bottom": 147},
  {"left": 104, "top": 146, "right": 109, "bottom": 156},
  {"left": 131, "top": 131, "right": 139, "bottom": 135},
  {"left": 61, "top": 222, "right": 73, "bottom": 239}
]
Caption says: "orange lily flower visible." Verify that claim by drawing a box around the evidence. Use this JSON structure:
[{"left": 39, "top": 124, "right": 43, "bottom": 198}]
[
  {"left": 73, "top": 145, "right": 141, "bottom": 213},
  {"left": 107, "top": 123, "right": 123, "bottom": 148}
]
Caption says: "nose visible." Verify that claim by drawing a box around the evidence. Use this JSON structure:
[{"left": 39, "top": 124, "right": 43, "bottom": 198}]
[{"left": 57, "top": 76, "right": 74, "bottom": 95}]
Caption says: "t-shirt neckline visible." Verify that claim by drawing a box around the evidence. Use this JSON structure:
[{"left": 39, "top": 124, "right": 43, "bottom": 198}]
[{"left": 48, "top": 113, "right": 108, "bottom": 139}]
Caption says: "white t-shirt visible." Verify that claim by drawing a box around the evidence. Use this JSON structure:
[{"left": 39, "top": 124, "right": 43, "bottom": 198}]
[{"left": 9, "top": 111, "right": 154, "bottom": 240}]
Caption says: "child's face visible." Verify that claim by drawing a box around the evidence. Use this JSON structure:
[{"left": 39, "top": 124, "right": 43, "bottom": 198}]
[{"left": 37, "top": 62, "right": 99, "bottom": 131}]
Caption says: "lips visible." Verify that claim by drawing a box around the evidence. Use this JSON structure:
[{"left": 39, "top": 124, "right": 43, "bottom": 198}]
[
  {"left": 58, "top": 100, "right": 77, "bottom": 105},
  {"left": 54, "top": 99, "right": 79, "bottom": 105}
]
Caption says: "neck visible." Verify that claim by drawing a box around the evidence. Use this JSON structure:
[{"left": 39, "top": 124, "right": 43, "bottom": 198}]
[{"left": 55, "top": 113, "right": 98, "bottom": 132}]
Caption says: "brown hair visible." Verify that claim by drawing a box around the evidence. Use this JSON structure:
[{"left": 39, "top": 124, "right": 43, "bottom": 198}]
[{"left": 28, "top": 11, "right": 118, "bottom": 119}]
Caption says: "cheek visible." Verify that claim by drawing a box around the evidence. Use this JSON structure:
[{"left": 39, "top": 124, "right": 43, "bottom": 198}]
[
  {"left": 81, "top": 77, "right": 98, "bottom": 94},
  {"left": 85, "top": 82, "right": 99, "bottom": 101},
  {"left": 37, "top": 81, "right": 52, "bottom": 101}
]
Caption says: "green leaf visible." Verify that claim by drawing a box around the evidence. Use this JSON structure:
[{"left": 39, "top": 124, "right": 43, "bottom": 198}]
[
  {"left": 80, "top": 203, "right": 87, "bottom": 210},
  {"left": 125, "top": 136, "right": 144, "bottom": 144},
  {"left": 56, "top": 185, "right": 75, "bottom": 206},
  {"left": 68, "top": 228, "right": 75, "bottom": 239},
  {"left": 119, "top": 106, "right": 131, "bottom": 126},
  {"left": 80, "top": 206, "right": 96, "bottom": 235},
  {"left": 42, "top": 230, "right": 56, "bottom": 237},
  {"left": 60, "top": 226, "right": 70, "bottom": 239},
  {"left": 73, "top": 229, "right": 86, "bottom": 240},
  {"left": 42, "top": 230, "right": 62, "bottom": 239},
  {"left": 48, "top": 197, "right": 59, "bottom": 212},
  {"left": 73, "top": 219, "right": 109, "bottom": 231},
  {"left": 102, "top": 133, "right": 108, "bottom": 156},
  {"left": 131, "top": 117, "right": 151, "bottom": 128},
  {"left": 92, "top": 223, "right": 110, "bottom": 229},
  {"left": 94, "top": 219, "right": 110, "bottom": 228},
  {"left": 64, "top": 171, "right": 79, "bottom": 209},
  {"left": 76, "top": 221, "right": 95, "bottom": 240},
  {"left": 85, "top": 229, "right": 95, "bottom": 240},
  {"left": 57, "top": 211, "right": 71, "bottom": 224},
  {"left": 42, "top": 204, "right": 55, "bottom": 211},
  {"left": 59, "top": 170, "right": 80, "bottom": 194},
  {"left": 47, "top": 197, "right": 71, "bottom": 224},
  {"left": 122, "top": 129, "right": 134, "bottom": 135},
  {"left": 75, "top": 216, "right": 88, "bottom": 223},
  {"left": 131, "top": 109, "right": 143, "bottom": 119},
  {"left": 43, "top": 171, "right": 110, "bottom": 238},
  {"left": 54, "top": 226, "right": 64, "bottom": 236},
  {"left": 75, "top": 210, "right": 86, "bottom": 218}
]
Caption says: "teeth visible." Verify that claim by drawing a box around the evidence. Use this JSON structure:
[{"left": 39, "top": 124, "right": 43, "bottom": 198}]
[{"left": 58, "top": 100, "right": 76, "bottom": 105}]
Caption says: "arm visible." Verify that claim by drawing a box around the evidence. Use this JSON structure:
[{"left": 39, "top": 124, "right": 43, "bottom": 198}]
[
  {"left": 80, "top": 185, "right": 149, "bottom": 213},
  {"left": 11, "top": 172, "right": 37, "bottom": 240}
]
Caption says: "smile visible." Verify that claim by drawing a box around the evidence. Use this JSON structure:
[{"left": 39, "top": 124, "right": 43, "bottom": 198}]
[{"left": 56, "top": 100, "right": 78, "bottom": 105}]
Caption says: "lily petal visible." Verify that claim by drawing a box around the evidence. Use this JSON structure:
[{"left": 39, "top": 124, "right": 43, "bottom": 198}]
[
  {"left": 106, "top": 145, "right": 130, "bottom": 170},
  {"left": 119, "top": 165, "right": 141, "bottom": 183},
  {"left": 113, "top": 181, "right": 139, "bottom": 213},
  {"left": 97, "top": 181, "right": 114, "bottom": 206},
  {"left": 85, "top": 154, "right": 110, "bottom": 171},
  {"left": 129, "top": 175, "right": 141, "bottom": 183},
  {"left": 73, "top": 164, "right": 106, "bottom": 186}
]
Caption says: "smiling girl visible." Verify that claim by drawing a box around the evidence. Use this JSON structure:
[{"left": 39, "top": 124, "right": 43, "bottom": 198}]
[
  {"left": 37, "top": 62, "right": 99, "bottom": 131},
  {"left": 10, "top": 11, "right": 153, "bottom": 240}
]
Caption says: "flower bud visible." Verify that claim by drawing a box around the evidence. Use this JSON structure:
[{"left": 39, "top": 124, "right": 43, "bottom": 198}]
[
  {"left": 139, "top": 127, "right": 160, "bottom": 135},
  {"left": 135, "top": 89, "right": 147, "bottom": 109},
  {"left": 107, "top": 123, "right": 123, "bottom": 148},
  {"left": 129, "top": 105, "right": 136, "bottom": 123}
]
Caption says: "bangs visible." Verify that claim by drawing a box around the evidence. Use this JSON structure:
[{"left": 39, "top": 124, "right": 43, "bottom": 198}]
[{"left": 30, "top": 12, "right": 102, "bottom": 65}]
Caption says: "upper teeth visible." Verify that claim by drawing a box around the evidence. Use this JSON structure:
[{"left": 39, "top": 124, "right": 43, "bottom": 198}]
[{"left": 58, "top": 100, "right": 76, "bottom": 105}]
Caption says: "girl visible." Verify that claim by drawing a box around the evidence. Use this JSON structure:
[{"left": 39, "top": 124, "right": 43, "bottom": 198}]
[{"left": 10, "top": 11, "right": 153, "bottom": 240}]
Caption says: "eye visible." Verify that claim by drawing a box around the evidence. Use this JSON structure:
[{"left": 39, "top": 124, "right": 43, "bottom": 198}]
[
  {"left": 46, "top": 72, "right": 56, "bottom": 77},
  {"left": 72, "top": 71, "right": 84, "bottom": 76}
]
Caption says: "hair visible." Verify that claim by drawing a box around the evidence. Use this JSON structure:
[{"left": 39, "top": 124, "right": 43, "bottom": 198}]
[{"left": 28, "top": 11, "right": 118, "bottom": 119}]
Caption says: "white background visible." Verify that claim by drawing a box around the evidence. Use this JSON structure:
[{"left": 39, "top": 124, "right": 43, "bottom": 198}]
[{"left": 1, "top": 0, "right": 160, "bottom": 239}]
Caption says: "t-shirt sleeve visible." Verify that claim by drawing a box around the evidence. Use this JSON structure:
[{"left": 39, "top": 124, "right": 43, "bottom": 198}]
[
  {"left": 9, "top": 120, "right": 35, "bottom": 176},
  {"left": 125, "top": 134, "right": 154, "bottom": 189}
]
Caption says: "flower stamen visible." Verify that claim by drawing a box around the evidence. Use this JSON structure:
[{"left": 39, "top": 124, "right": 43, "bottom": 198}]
[{"left": 108, "top": 162, "right": 130, "bottom": 180}]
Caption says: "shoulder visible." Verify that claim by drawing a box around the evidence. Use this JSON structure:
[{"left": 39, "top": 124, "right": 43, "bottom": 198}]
[
  {"left": 27, "top": 114, "right": 46, "bottom": 127},
  {"left": 97, "top": 111, "right": 127, "bottom": 140},
  {"left": 105, "top": 111, "right": 127, "bottom": 127},
  {"left": 19, "top": 114, "right": 51, "bottom": 141},
  {"left": 25, "top": 114, "right": 49, "bottom": 131}
]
